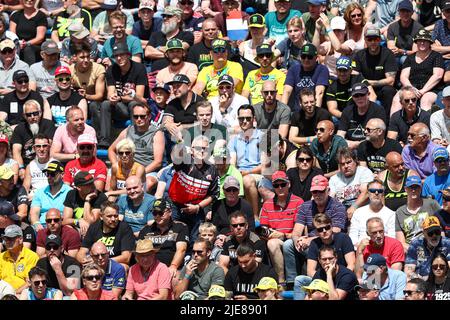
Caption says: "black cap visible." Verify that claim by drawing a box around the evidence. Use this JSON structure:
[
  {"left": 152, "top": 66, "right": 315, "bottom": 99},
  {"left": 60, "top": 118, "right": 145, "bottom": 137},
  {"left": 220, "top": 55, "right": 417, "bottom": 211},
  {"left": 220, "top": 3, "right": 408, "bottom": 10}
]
[
  {"left": 218, "top": 74, "right": 234, "bottom": 85},
  {"left": 443, "top": 0, "right": 450, "bottom": 10},
  {"left": 167, "top": 74, "right": 191, "bottom": 85},
  {"left": 73, "top": 171, "right": 96, "bottom": 187},
  {"left": 0, "top": 200, "right": 20, "bottom": 221},
  {"left": 351, "top": 82, "right": 369, "bottom": 96},
  {"left": 112, "top": 42, "right": 130, "bottom": 56},
  {"left": 43, "top": 160, "right": 64, "bottom": 174},
  {"left": 45, "top": 234, "right": 62, "bottom": 247},
  {"left": 256, "top": 44, "right": 273, "bottom": 56},
  {"left": 152, "top": 198, "right": 172, "bottom": 212},
  {"left": 13, "top": 70, "right": 28, "bottom": 82}
]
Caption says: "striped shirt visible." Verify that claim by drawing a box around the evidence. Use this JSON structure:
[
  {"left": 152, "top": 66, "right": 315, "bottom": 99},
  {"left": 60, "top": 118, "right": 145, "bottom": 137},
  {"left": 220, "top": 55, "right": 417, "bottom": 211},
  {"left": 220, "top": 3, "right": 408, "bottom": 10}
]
[{"left": 260, "top": 193, "right": 304, "bottom": 234}]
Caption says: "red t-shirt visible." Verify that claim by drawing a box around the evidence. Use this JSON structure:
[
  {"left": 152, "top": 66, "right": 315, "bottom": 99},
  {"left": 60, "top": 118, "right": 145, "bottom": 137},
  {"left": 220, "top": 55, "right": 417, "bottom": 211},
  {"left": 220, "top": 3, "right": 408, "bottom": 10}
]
[
  {"left": 63, "top": 157, "right": 107, "bottom": 186},
  {"left": 36, "top": 226, "right": 81, "bottom": 253},
  {"left": 363, "top": 236, "right": 405, "bottom": 268},
  {"left": 73, "top": 288, "right": 117, "bottom": 300},
  {"left": 260, "top": 193, "right": 304, "bottom": 234}
]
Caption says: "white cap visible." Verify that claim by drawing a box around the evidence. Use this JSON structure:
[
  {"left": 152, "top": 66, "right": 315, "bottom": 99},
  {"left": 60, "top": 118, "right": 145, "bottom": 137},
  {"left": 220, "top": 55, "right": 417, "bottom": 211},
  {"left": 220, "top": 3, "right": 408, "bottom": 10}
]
[
  {"left": 330, "top": 16, "right": 346, "bottom": 30},
  {"left": 443, "top": 85, "right": 450, "bottom": 98}
]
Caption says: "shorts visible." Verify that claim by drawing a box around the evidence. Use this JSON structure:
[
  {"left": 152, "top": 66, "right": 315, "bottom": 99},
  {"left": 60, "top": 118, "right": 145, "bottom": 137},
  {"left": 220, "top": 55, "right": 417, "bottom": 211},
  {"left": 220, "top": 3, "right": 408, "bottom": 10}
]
[{"left": 258, "top": 177, "right": 274, "bottom": 191}]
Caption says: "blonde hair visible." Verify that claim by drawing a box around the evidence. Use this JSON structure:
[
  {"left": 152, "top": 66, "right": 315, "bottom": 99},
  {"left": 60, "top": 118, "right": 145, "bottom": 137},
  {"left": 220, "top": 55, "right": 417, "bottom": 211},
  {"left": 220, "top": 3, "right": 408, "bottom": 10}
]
[
  {"left": 287, "top": 16, "right": 304, "bottom": 30},
  {"left": 199, "top": 222, "right": 217, "bottom": 236},
  {"left": 116, "top": 138, "right": 136, "bottom": 153},
  {"left": 344, "top": 3, "right": 367, "bottom": 28},
  {"left": 81, "top": 263, "right": 104, "bottom": 279}
]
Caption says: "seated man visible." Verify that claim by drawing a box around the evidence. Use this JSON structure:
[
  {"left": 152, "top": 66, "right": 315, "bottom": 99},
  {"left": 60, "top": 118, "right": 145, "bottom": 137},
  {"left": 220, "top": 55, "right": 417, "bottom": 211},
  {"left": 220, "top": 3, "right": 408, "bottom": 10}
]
[
  {"left": 430, "top": 86, "right": 450, "bottom": 148},
  {"left": 422, "top": 147, "right": 450, "bottom": 205},
  {"left": 0, "top": 200, "right": 35, "bottom": 250},
  {"left": 0, "top": 165, "right": 28, "bottom": 221}
]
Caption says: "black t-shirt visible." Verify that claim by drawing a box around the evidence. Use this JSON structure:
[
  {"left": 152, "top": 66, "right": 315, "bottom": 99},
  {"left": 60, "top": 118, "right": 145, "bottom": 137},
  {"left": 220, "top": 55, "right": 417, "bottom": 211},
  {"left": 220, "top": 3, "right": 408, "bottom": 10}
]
[
  {"left": 36, "top": 255, "right": 81, "bottom": 290},
  {"left": 63, "top": 189, "right": 108, "bottom": 219},
  {"left": 338, "top": 102, "right": 387, "bottom": 141},
  {"left": 138, "top": 220, "right": 189, "bottom": 267},
  {"left": 312, "top": 265, "right": 358, "bottom": 300},
  {"left": 326, "top": 74, "right": 367, "bottom": 112},
  {"left": 186, "top": 40, "right": 214, "bottom": 71},
  {"left": 0, "top": 186, "right": 28, "bottom": 212},
  {"left": 241, "top": 0, "right": 269, "bottom": 15},
  {"left": 10, "top": 119, "right": 56, "bottom": 166},
  {"left": 165, "top": 93, "right": 204, "bottom": 124},
  {"left": 387, "top": 20, "right": 423, "bottom": 51},
  {"left": 427, "top": 276, "right": 450, "bottom": 300},
  {"left": 291, "top": 107, "right": 332, "bottom": 138},
  {"left": 419, "top": 0, "right": 443, "bottom": 27},
  {"left": 0, "top": 90, "right": 44, "bottom": 126},
  {"left": 287, "top": 167, "right": 323, "bottom": 201},
  {"left": 353, "top": 47, "right": 398, "bottom": 80},
  {"left": 47, "top": 91, "right": 84, "bottom": 126},
  {"left": 388, "top": 108, "right": 431, "bottom": 145},
  {"left": 147, "top": 31, "right": 194, "bottom": 72},
  {"left": 307, "top": 233, "right": 354, "bottom": 267},
  {"left": 222, "top": 232, "right": 268, "bottom": 266},
  {"left": 434, "top": 209, "right": 450, "bottom": 238},
  {"left": 211, "top": 198, "right": 255, "bottom": 235},
  {"left": 402, "top": 50, "right": 444, "bottom": 91},
  {"left": 106, "top": 60, "right": 150, "bottom": 99},
  {"left": 224, "top": 262, "right": 277, "bottom": 299},
  {"left": 357, "top": 137, "right": 403, "bottom": 173},
  {"left": 82, "top": 220, "right": 135, "bottom": 258},
  {"left": 10, "top": 10, "right": 47, "bottom": 40}
]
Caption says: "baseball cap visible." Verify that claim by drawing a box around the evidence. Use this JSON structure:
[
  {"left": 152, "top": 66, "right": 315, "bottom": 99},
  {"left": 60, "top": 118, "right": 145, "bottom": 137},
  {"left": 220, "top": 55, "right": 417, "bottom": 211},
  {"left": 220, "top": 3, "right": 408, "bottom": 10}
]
[
  {"left": 301, "top": 43, "right": 317, "bottom": 56},
  {"left": 0, "top": 39, "right": 15, "bottom": 51},
  {"left": 310, "top": 175, "right": 328, "bottom": 192},
  {"left": 112, "top": 42, "right": 130, "bottom": 56},
  {"left": 152, "top": 83, "right": 171, "bottom": 94},
  {"left": 13, "top": 70, "right": 28, "bottom": 82},
  {"left": 330, "top": 16, "right": 346, "bottom": 30},
  {"left": 256, "top": 43, "right": 273, "bottom": 56},
  {"left": 77, "top": 133, "right": 96, "bottom": 145},
  {"left": 274, "top": 0, "right": 291, "bottom": 2},
  {"left": 45, "top": 234, "right": 62, "bottom": 247},
  {"left": 363, "top": 254, "right": 387, "bottom": 270},
  {"left": 414, "top": 29, "right": 433, "bottom": 43},
  {"left": 68, "top": 24, "right": 90, "bottom": 39},
  {"left": 364, "top": 26, "right": 381, "bottom": 38},
  {"left": 0, "top": 165, "right": 14, "bottom": 180},
  {"left": 302, "top": 279, "right": 330, "bottom": 294},
  {"left": 101, "top": 0, "right": 118, "bottom": 10},
  {"left": 336, "top": 56, "right": 352, "bottom": 70},
  {"left": 139, "top": 0, "right": 154, "bottom": 10},
  {"left": 218, "top": 74, "right": 234, "bottom": 85},
  {"left": 440, "top": 187, "right": 450, "bottom": 200},
  {"left": 351, "top": 82, "right": 369, "bottom": 96},
  {"left": 208, "top": 285, "right": 226, "bottom": 299},
  {"left": 43, "top": 160, "right": 64, "bottom": 174},
  {"left": 355, "top": 279, "right": 380, "bottom": 291},
  {"left": 253, "top": 277, "right": 279, "bottom": 292},
  {"left": 166, "top": 38, "right": 183, "bottom": 51},
  {"left": 73, "top": 171, "right": 95, "bottom": 187},
  {"left": 248, "top": 14, "right": 265, "bottom": 28},
  {"left": 3, "top": 224, "right": 23, "bottom": 238},
  {"left": 223, "top": 176, "right": 240, "bottom": 189},
  {"left": 433, "top": 146, "right": 449, "bottom": 161},
  {"left": 167, "top": 74, "right": 191, "bottom": 85},
  {"left": 272, "top": 170, "right": 289, "bottom": 183},
  {"left": 0, "top": 134, "right": 8, "bottom": 144},
  {"left": 152, "top": 198, "right": 172, "bottom": 212},
  {"left": 422, "top": 216, "right": 441, "bottom": 231},
  {"left": 134, "top": 239, "right": 159, "bottom": 254},
  {"left": 307, "top": 0, "right": 326, "bottom": 5},
  {"left": 398, "top": 0, "right": 414, "bottom": 11},
  {"left": 54, "top": 66, "right": 71, "bottom": 77},
  {"left": 162, "top": 6, "right": 183, "bottom": 17},
  {"left": 405, "top": 175, "right": 422, "bottom": 188},
  {"left": 212, "top": 39, "right": 228, "bottom": 50},
  {"left": 179, "top": 291, "right": 199, "bottom": 300},
  {"left": 41, "top": 40, "right": 60, "bottom": 54},
  {"left": 443, "top": 85, "right": 450, "bottom": 98},
  {"left": 443, "top": 0, "right": 450, "bottom": 10},
  {"left": 0, "top": 201, "right": 20, "bottom": 221}
]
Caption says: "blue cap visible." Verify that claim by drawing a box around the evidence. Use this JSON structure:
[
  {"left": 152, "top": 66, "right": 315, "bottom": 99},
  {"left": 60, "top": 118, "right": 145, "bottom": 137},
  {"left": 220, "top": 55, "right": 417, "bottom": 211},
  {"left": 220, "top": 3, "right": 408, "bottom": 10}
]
[
  {"left": 152, "top": 83, "right": 171, "bottom": 94},
  {"left": 398, "top": 0, "right": 413, "bottom": 11},
  {"left": 307, "top": 0, "right": 326, "bottom": 5},
  {"left": 433, "top": 147, "right": 449, "bottom": 161},
  {"left": 336, "top": 56, "right": 352, "bottom": 70},
  {"left": 364, "top": 254, "right": 387, "bottom": 270},
  {"left": 405, "top": 175, "right": 422, "bottom": 188}
]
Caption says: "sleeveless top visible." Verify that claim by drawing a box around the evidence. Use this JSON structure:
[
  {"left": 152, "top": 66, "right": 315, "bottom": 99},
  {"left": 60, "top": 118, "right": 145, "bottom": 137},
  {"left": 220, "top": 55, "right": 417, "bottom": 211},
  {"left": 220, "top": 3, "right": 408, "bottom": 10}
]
[
  {"left": 383, "top": 169, "right": 409, "bottom": 211},
  {"left": 29, "top": 159, "right": 52, "bottom": 192},
  {"left": 27, "top": 287, "right": 59, "bottom": 300},
  {"left": 126, "top": 125, "right": 158, "bottom": 167},
  {"left": 116, "top": 161, "right": 141, "bottom": 190},
  {"left": 242, "top": 40, "right": 259, "bottom": 66},
  {"left": 279, "top": 141, "right": 298, "bottom": 171}
]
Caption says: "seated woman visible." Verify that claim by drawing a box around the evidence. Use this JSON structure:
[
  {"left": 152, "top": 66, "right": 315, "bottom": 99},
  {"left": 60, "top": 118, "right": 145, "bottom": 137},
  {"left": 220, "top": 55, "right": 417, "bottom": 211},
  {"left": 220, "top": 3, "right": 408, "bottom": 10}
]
[
  {"left": 426, "top": 253, "right": 450, "bottom": 300},
  {"left": 71, "top": 263, "right": 116, "bottom": 300},
  {"left": 343, "top": 2, "right": 368, "bottom": 53},
  {"left": 0, "top": 134, "right": 19, "bottom": 185},
  {"left": 106, "top": 138, "right": 145, "bottom": 202},
  {"left": 391, "top": 29, "right": 445, "bottom": 114},
  {"left": 20, "top": 267, "right": 63, "bottom": 300}
]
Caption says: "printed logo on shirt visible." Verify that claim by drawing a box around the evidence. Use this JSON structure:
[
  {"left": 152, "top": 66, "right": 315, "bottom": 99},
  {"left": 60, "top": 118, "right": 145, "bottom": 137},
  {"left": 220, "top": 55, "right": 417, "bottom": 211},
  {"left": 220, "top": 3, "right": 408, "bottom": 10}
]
[{"left": 100, "top": 236, "right": 116, "bottom": 256}]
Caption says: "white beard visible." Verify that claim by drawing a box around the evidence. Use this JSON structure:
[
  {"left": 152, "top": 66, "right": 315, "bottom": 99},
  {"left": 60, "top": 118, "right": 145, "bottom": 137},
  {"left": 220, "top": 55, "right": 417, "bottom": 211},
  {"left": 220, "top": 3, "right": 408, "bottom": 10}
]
[
  {"left": 29, "top": 123, "right": 39, "bottom": 136},
  {"left": 162, "top": 20, "right": 178, "bottom": 35}
]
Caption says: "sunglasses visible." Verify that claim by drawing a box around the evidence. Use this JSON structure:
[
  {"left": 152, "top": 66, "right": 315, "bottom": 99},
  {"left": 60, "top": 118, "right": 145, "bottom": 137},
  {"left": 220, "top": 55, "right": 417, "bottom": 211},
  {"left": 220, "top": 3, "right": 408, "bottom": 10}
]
[
  {"left": 238, "top": 116, "right": 252, "bottom": 122},
  {"left": 78, "top": 145, "right": 93, "bottom": 150},
  {"left": 192, "top": 250, "right": 204, "bottom": 255},
  {"left": 403, "top": 98, "right": 417, "bottom": 104},
  {"left": 46, "top": 171, "right": 60, "bottom": 177},
  {"left": 257, "top": 53, "right": 272, "bottom": 59},
  {"left": 316, "top": 225, "right": 332, "bottom": 233},
  {"left": 218, "top": 85, "right": 232, "bottom": 90},
  {"left": 300, "top": 55, "right": 314, "bottom": 60},
  {"left": 432, "top": 264, "right": 447, "bottom": 270},
  {"left": 25, "top": 111, "right": 40, "bottom": 117},
  {"left": 213, "top": 47, "right": 226, "bottom": 54},
  {"left": 297, "top": 157, "right": 312, "bottom": 163},
  {"left": 224, "top": 187, "right": 239, "bottom": 193},
  {"left": 34, "top": 144, "right": 49, "bottom": 148},
  {"left": 57, "top": 77, "right": 71, "bottom": 83},
  {"left": 84, "top": 274, "right": 102, "bottom": 282},
  {"left": 1, "top": 48, "right": 13, "bottom": 54},
  {"left": 368, "top": 188, "right": 384, "bottom": 194},
  {"left": 152, "top": 210, "right": 166, "bottom": 216},
  {"left": 351, "top": 13, "right": 362, "bottom": 18},
  {"left": 311, "top": 190, "right": 325, "bottom": 194},
  {"left": 45, "top": 244, "right": 60, "bottom": 251},
  {"left": 366, "top": 37, "right": 381, "bottom": 42},
  {"left": 315, "top": 127, "right": 326, "bottom": 133},
  {"left": 353, "top": 93, "right": 366, "bottom": 98},
  {"left": 231, "top": 222, "right": 246, "bottom": 228},
  {"left": 45, "top": 218, "right": 60, "bottom": 223},
  {"left": 435, "top": 158, "right": 448, "bottom": 164},
  {"left": 133, "top": 114, "right": 147, "bottom": 119},
  {"left": 365, "top": 127, "right": 379, "bottom": 133},
  {"left": 179, "top": 0, "right": 194, "bottom": 5},
  {"left": 427, "top": 230, "right": 441, "bottom": 237},
  {"left": 119, "top": 151, "right": 131, "bottom": 156},
  {"left": 273, "top": 182, "right": 287, "bottom": 188},
  {"left": 407, "top": 132, "right": 423, "bottom": 139},
  {"left": 91, "top": 253, "right": 108, "bottom": 259},
  {"left": 16, "top": 79, "right": 29, "bottom": 85},
  {"left": 403, "top": 290, "right": 420, "bottom": 296},
  {"left": 262, "top": 90, "right": 277, "bottom": 95},
  {"left": 33, "top": 280, "right": 47, "bottom": 286}
]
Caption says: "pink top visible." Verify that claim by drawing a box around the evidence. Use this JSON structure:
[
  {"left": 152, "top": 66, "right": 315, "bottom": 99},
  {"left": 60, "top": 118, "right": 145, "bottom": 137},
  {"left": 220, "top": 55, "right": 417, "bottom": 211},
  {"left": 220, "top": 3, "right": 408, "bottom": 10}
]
[
  {"left": 126, "top": 261, "right": 172, "bottom": 300},
  {"left": 73, "top": 288, "right": 117, "bottom": 300},
  {"left": 53, "top": 124, "right": 97, "bottom": 154}
]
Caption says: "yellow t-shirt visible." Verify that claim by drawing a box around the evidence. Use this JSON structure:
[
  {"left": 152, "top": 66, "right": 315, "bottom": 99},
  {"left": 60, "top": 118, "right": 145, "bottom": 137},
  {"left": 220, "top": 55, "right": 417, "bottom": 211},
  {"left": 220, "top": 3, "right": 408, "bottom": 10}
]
[
  {"left": 0, "top": 247, "right": 39, "bottom": 289},
  {"left": 70, "top": 62, "right": 106, "bottom": 96},
  {"left": 197, "top": 61, "right": 244, "bottom": 99},
  {"left": 242, "top": 68, "right": 286, "bottom": 105}
]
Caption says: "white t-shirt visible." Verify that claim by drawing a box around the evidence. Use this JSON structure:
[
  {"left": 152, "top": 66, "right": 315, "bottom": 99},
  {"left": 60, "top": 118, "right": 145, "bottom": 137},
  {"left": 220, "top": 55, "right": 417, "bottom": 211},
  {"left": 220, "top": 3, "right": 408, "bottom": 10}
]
[
  {"left": 209, "top": 93, "right": 249, "bottom": 129},
  {"left": 349, "top": 204, "right": 396, "bottom": 247},
  {"left": 430, "top": 109, "right": 450, "bottom": 143},
  {"left": 329, "top": 166, "right": 374, "bottom": 207}
]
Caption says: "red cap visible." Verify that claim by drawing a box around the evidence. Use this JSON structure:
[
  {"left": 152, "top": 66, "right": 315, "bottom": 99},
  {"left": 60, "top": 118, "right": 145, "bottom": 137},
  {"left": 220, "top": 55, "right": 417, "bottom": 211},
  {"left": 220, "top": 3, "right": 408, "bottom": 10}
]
[
  {"left": 0, "top": 134, "right": 8, "bottom": 144},
  {"left": 272, "top": 170, "right": 289, "bottom": 182},
  {"left": 54, "top": 66, "right": 71, "bottom": 77},
  {"left": 310, "top": 175, "right": 328, "bottom": 192}
]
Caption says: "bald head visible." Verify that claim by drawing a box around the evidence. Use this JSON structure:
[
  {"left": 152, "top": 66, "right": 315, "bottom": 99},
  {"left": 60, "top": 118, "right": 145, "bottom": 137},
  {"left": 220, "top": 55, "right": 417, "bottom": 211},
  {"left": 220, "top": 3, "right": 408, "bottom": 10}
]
[
  {"left": 385, "top": 151, "right": 402, "bottom": 166},
  {"left": 46, "top": 208, "right": 61, "bottom": 219},
  {"left": 367, "top": 118, "right": 386, "bottom": 132},
  {"left": 410, "top": 123, "right": 430, "bottom": 137},
  {"left": 318, "top": 120, "right": 334, "bottom": 132},
  {"left": 90, "top": 242, "right": 108, "bottom": 255},
  {"left": 125, "top": 175, "right": 142, "bottom": 188},
  {"left": 262, "top": 80, "right": 276, "bottom": 92}
]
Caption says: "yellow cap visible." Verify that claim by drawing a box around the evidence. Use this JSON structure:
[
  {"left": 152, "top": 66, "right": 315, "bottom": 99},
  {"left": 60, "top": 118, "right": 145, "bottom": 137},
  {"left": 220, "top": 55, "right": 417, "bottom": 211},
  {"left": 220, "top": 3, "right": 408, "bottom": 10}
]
[
  {"left": 253, "top": 277, "right": 279, "bottom": 292},
  {"left": 422, "top": 216, "right": 441, "bottom": 230},
  {"left": 0, "top": 165, "right": 14, "bottom": 180},
  {"left": 302, "top": 279, "right": 330, "bottom": 294},
  {"left": 208, "top": 285, "right": 226, "bottom": 298}
]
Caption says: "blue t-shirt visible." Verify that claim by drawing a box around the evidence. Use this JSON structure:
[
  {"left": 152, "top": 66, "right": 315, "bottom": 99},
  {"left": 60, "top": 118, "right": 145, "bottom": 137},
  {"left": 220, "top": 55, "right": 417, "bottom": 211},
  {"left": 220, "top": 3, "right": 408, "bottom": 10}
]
[
  {"left": 132, "top": 18, "right": 163, "bottom": 40},
  {"left": 406, "top": 237, "right": 450, "bottom": 277},
  {"left": 117, "top": 193, "right": 155, "bottom": 233},
  {"left": 31, "top": 184, "right": 72, "bottom": 225},
  {"left": 265, "top": 9, "right": 302, "bottom": 45},
  {"left": 102, "top": 259, "right": 126, "bottom": 291},
  {"left": 362, "top": 268, "right": 407, "bottom": 300},
  {"left": 100, "top": 35, "right": 144, "bottom": 61},
  {"left": 307, "top": 232, "right": 354, "bottom": 267},
  {"left": 422, "top": 172, "right": 450, "bottom": 206}
]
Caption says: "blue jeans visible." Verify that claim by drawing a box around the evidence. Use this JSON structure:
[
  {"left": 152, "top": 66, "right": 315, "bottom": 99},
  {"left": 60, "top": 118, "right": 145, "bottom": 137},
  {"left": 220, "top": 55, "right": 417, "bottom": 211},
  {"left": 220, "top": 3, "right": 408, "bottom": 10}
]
[
  {"left": 294, "top": 275, "right": 313, "bottom": 300},
  {"left": 171, "top": 204, "right": 205, "bottom": 249},
  {"left": 282, "top": 239, "right": 308, "bottom": 283}
]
